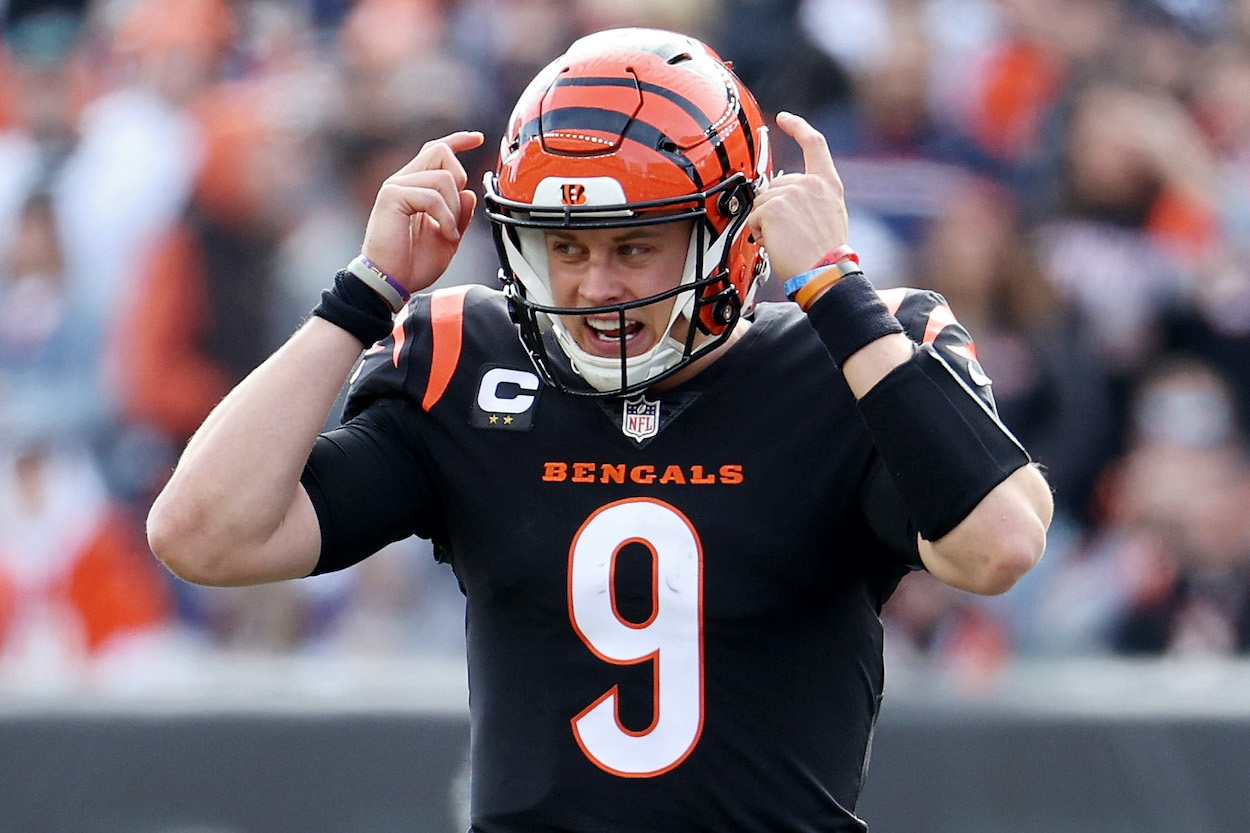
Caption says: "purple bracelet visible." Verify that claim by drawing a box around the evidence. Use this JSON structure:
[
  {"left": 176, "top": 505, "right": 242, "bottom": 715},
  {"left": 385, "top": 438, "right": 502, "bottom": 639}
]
[{"left": 346, "top": 254, "right": 411, "bottom": 313}]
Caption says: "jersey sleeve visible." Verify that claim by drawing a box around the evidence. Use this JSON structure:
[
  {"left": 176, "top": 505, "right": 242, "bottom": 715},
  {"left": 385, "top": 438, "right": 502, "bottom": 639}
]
[
  {"left": 302, "top": 285, "right": 481, "bottom": 574},
  {"left": 301, "top": 397, "right": 446, "bottom": 574},
  {"left": 875, "top": 287, "right": 998, "bottom": 413},
  {"left": 857, "top": 287, "right": 1011, "bottom": 567}
]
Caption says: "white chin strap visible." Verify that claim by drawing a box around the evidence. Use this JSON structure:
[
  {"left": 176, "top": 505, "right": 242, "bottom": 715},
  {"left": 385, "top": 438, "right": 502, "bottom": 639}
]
[
  {"left": 551, "top": 321, "right": 688, "bottom": 392},
  {"left": 507, "top": 224, "right": 733, "bottom": 393}
]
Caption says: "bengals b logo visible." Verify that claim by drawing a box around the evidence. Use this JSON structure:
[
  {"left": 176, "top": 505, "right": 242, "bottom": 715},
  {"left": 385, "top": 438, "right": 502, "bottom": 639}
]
[{"left": 561, "top": 183, "right": 587, "bottom": 205}]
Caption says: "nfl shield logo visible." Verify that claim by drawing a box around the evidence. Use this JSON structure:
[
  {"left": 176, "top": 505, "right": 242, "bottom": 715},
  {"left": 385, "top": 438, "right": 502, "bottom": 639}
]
[{"left": 622, "top": 395, "right": 661, "bottom": 442}]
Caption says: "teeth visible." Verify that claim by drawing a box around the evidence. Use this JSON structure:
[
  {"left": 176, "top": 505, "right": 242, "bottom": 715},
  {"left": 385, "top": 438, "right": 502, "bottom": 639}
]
[{"left": 586, "top": 319, "right": 639, "bottom": 339}]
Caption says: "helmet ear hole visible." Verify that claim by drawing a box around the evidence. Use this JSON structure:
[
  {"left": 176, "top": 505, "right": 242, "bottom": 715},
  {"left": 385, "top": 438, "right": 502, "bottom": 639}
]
[
  {"left": 696, "top": 283, "right": 741, "bottom": 335},
  {"left": 717, "top": 183, "right": 750, "bottom": 219}
]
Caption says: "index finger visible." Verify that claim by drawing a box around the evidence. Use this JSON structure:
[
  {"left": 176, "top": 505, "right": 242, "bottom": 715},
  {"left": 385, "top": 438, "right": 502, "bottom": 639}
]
[
  {"left": 775, "top": 112, "right": 839, "bottom": 183},
  {"left": 395, "top": 131, "right": 486, "bottom": 180}
]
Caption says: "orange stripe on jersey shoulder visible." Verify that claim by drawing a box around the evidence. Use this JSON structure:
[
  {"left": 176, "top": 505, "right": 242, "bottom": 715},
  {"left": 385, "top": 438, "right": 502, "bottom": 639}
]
[
  {"left": 921, "top": 305, "right": 979, "bottom": 360},
  {"left": 877, "top": 287, "right": 908, "bottom": 316},
  {"left": 922, "top": 304, "right": 959, "bottom": 346},
  {"left": 947, "top": 342, "right": 978, "bottom": 361},
  {"left": 422, "top": 285, "right": 475, "bottom": 412},
  {"left": 388, "top": 307, "right": 412, "bottom": 366}
]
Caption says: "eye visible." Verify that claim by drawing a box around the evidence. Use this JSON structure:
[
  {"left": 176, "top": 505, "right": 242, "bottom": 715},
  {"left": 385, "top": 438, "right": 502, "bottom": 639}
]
[
  {"left": 550, "top": 240, "right": 585, "bottom": 259},
  {"left": 618, "top": 243, "right": 651, "bottom": 258}
]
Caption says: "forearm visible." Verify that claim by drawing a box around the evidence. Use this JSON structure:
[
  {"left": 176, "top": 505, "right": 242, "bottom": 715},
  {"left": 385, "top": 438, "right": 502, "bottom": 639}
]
[
  {"left": 147, "top": 317, "right": 364, "bottom": 585},
  {"left": 805, "top": 278, "right": 1051, "bottom": 594},
  {"left": 840, "top": 331, "right": 914, "bottom": 396}
]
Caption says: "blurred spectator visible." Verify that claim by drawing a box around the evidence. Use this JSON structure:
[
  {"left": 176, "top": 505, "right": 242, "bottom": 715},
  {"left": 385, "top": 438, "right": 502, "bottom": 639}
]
[
  {"left": 1164, "top": 39, "right": 1250, "bottom": 439},
  {"left": 1028, "top": 357, "right": 1250, "bottom": 656},
  {"left": 1102, "top": 358, "right": 1250, "bottom": 656},
  {"left": 338, "top": 0, "right": 479, "bottom": 137},
  {"left": 799, "top": 0, "right": 1000, "bottom": 286},
  {"left": 450, "top": 0, "right": 585, "bottom": 125},
  {"left": 0, "top": 192, "right": 107, "bottom": 440},
  {"left": 114, "top": 78, "right": 294, "bottom": 463},
  {"left": 0, "top": 6, "right": 180, "bottom": 689},
  {"left": 1030, "top": 77, "right": 1218, "bottom": 473},
  {"left": 956, "top": 0, "right": 1124, "bottom": 173},
  {"left": 0, "top": 441, "right": 173, "bottom": 688},
  {"left": 1037, "top": 80, "right": 1216, "bottom": 347},
  {"left": 0, "top": 2, "right": 203, "bottom": 479},
  {"left": 915, "top": 176, "right": 1117, "bottom": 522},
  {"left": 49, "top": 0, "right": 204, "bottom": 366},
  {"left": 712, "top": 0, "right": 850, "bottom": 125}
]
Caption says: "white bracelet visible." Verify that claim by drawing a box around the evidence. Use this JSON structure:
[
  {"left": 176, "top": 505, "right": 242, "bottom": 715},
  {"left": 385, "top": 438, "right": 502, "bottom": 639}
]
[{"left": 346, "top": 255, "right": 410, "bottom": 313}]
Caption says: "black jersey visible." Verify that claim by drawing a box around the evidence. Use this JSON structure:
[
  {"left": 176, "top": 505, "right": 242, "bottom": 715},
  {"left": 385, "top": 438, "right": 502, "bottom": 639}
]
[{"left": 302, "top": 284, "right": 995, "bottom": 832}]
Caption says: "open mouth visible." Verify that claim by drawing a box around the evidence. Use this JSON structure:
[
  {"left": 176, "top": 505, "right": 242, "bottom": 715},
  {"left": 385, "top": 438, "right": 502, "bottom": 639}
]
[{"left": 579, "top": 315, "right": 649, "bottom": 357}]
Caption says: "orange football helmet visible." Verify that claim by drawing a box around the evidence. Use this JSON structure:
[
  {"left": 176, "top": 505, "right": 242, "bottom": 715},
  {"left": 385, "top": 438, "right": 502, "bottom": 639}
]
[{"left": 483, "top": 27, "right": 772, "bottom": 396}]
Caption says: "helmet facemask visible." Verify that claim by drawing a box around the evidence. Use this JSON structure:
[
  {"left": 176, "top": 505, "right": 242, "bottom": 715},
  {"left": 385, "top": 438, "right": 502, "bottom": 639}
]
[{"left": 486, "top": 174, "right": 757, "bottom": 397}]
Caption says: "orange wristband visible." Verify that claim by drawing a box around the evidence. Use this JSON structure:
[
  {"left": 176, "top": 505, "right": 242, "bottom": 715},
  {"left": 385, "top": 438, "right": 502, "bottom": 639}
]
[
  {"left": 792, "top": 258, "right": 865, "bottom": 310},
  {"left": 793, "top": 269, "right": 842, "bottom": 310}
]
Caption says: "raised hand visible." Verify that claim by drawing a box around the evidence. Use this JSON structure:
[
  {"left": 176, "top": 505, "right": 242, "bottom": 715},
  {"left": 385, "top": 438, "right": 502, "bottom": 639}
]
[
  {"left": 747, "top": 112, "right": 850, "bottom": 281},
  {"left": 361, "top": 131, "right": 485, "bottom": 294}
]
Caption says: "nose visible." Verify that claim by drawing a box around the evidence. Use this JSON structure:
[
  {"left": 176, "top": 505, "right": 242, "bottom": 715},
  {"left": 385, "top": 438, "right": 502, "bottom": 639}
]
[{"left": 576, "top": 252, "right": 627, "bottom": 306}]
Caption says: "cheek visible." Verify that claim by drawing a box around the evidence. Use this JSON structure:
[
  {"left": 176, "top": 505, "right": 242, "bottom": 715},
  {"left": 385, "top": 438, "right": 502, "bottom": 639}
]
[
  {"left": 644, "top": 289, "right": 686, "bottom": 337},
  {"left": 545, "top": 265, "right": 579, "bottom": 306},
  {"left": 641, "top": 247, "right": 690, "bottom": 298}
]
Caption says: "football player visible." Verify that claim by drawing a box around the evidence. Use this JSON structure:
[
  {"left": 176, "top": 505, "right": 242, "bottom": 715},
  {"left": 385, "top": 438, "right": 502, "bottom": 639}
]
[{"left": 149, "top": 27, "right": 1052, "bottom": 832}]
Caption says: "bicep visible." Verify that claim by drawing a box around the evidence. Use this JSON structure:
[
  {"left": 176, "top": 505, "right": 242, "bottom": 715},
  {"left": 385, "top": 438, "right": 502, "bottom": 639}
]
[
  {"left": 164, "top": 486, "right": 323, "bottom": 587},
  {"left": 248, "top": 487, "right": 325, "bottom": 582},
  {"left": 918, "top": 464, "right": 1052, "bottom": 595},
  {"left": 301, "top": 398, "right": 443, "bottom": 575}
]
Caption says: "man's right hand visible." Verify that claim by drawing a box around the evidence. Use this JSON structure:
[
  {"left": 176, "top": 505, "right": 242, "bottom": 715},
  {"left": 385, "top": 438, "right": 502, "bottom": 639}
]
[{"left": 360, "top": 130, "right": 485, "bottom": 294}]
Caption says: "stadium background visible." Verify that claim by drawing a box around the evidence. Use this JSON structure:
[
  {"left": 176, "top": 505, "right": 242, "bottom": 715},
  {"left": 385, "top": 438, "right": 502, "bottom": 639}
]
[{"left": 2, "top": 0, "right": 1250, "bottom": 830}]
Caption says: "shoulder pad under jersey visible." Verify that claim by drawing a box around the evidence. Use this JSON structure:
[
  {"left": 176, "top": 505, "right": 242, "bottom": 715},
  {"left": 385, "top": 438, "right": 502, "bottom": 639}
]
[{"left": 342, "top": 284, "right": 519, "bottom": 422}]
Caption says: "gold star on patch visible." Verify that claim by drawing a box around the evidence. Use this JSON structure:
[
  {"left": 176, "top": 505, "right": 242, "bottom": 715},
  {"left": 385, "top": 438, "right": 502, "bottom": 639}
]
[
  {"left": 489, "top": 415, "right": 499, "bottom": 424},
  {"left": 503, "top": 415, "right": 514, "bottom": 425}
]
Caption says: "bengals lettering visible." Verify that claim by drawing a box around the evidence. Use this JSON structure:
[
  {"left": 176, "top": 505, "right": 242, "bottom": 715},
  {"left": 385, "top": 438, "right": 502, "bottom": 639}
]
[{"left": 542, "top": 462, "right": 744, "bottom": 486}]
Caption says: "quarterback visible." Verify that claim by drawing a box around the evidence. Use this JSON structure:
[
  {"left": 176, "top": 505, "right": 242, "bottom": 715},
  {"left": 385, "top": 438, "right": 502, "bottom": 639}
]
[{"left": 149, "top": 28, "right": 1052, "bottom": 832}]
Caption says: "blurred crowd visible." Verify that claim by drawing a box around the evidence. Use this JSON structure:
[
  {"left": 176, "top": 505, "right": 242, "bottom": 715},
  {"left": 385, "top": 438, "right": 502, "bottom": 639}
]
[{"left": 2, "top": 0, "right": 1250, "bottom": 692}]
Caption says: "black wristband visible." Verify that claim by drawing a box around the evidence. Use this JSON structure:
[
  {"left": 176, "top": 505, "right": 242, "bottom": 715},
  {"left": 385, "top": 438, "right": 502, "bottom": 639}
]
[
  {"left": 805, "top": 273, "right": 905, "bottom": 366},
  {"left": 857, "top": 345, "right": 1032, "bottom": 541},
  {"left": 311, "top": 269, "right": 396, "bottom": 347}
]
